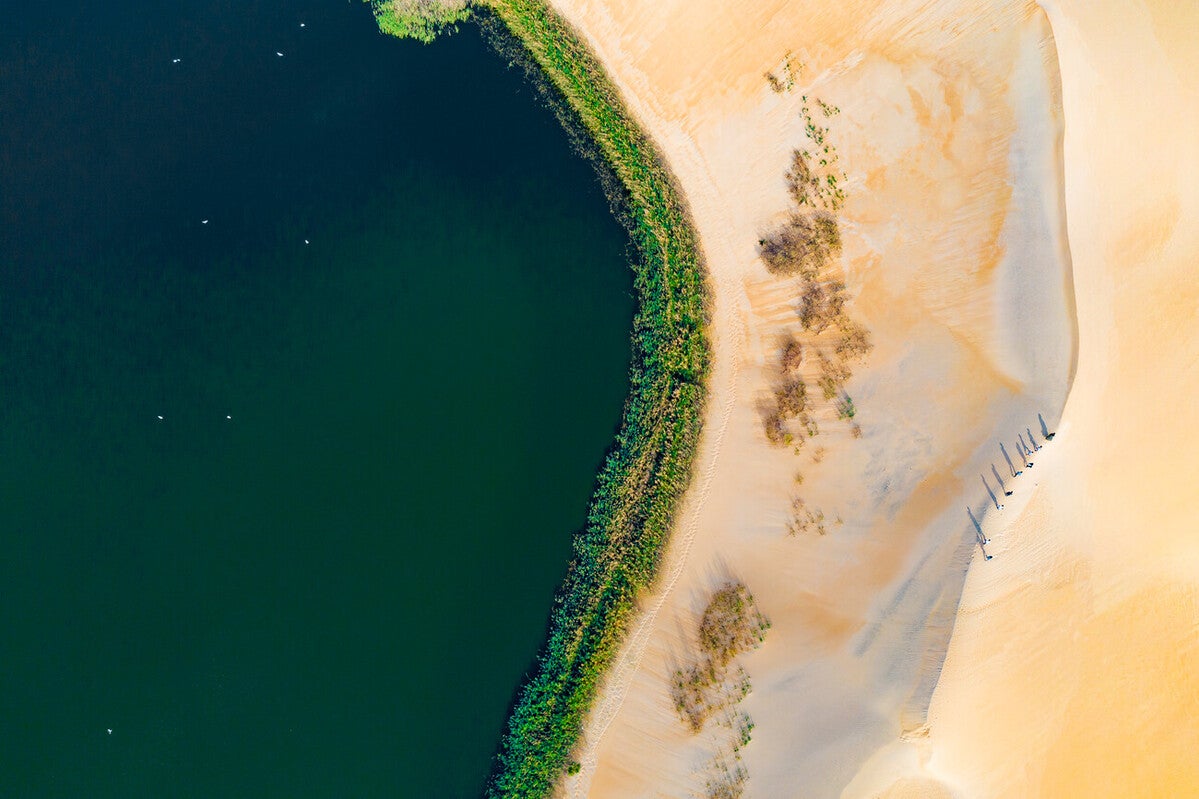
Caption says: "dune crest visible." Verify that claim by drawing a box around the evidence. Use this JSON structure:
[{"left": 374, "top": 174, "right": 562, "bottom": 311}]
[{"left": 920, "top": 1, "right": 1199, "bottom": 796}]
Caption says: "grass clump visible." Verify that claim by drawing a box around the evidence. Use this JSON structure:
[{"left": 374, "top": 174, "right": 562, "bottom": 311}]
[
  {"left": 706, "top": 763, "right": 749, "bottom": 799},
  {"left": 787, "top": 498, "right": 827, "bottom": 536},
  {"left": 672, "top": 660, "right": 721, "bottom": 732},
  {"left": 698, "top": 583, "right": 770, "bottom": 666},
  {"left": 369, "top": 1, "right": 711, "bottom": 796},
  {"left": 764, "top": 52, "right": 802, "bottom": 95},
  {"left": 671, "top": 583, "right": 770, "bottom": 732},
  {"left": 365, "top": 0, "right": 471, "bottom": 43}
]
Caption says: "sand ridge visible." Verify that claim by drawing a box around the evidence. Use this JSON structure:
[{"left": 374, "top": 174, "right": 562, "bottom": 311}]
[{"left": 921, "top": 1, "right": 1199, "bottom": 796}]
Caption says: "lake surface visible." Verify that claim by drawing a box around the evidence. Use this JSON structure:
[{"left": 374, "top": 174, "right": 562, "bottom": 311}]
[{"left": 0, "top": 3, "right": 633, "bottom": 796}]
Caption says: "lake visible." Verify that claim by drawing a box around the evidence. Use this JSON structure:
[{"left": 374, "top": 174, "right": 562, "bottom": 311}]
[{"left": 0, "top": 2, "right": 633, "bottom": 796}]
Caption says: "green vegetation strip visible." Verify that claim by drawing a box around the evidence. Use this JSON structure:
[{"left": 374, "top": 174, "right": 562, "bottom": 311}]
[
  {"left": 478, "top": 2, "right": 709, "bottom": 795},
  {"left": 369, "top": 1, "right": 710, "bottom": 795}
]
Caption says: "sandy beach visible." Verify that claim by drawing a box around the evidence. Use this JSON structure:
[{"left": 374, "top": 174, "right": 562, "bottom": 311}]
[{"left": 540, "top": 0, "right": 1199, "bottom": 796}]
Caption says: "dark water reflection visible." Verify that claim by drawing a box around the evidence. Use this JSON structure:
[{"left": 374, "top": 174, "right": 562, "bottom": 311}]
[{"left": 1, "top": 3, "right": 633, "bottom": 796}]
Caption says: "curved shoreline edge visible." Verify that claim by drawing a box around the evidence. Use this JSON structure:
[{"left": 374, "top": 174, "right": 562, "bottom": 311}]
[
  {"left": 479, "top": 4, "right": 711, "bottom": 795},
  {"left": 372, "top": 2, "right": 713, "bottom": 796}
]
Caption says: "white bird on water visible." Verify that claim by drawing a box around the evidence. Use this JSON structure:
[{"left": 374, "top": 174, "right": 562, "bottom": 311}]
[
  {"left": 201, "top": 219, "right": 209, "bottom": 225},
  {"left": 304, "top": 239, "right": 309, "bottom": 245},
  {"left": 172, "top": 58, "right": 181, "bottom": 64},
  {"left": 300, "top": 23, "right": 306, "bottom": 28},
  {"left": 107, "top": 729, "right": 112, "bottom": 735},
  {"left": 226, "top": 415, "right": 232, "bottom": 420},
  {"left": 157, "top": 415, "right": 164, "bottom": 421},
  {"left": 276, "top": 52, "right": 284, "bottom": 57}
]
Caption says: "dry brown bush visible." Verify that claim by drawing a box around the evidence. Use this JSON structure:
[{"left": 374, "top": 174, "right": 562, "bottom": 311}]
[
  {"left": 786, "top": 150, "right": 817, "bottom": 207},
  {"left": 763, "top": 411, "right": 787, "bottom": 445},
  {"left": 758, "top": 211, "right": 841, "bottom": 278},
  {"left": 781, "top": 339, "right": 804, "bottom": 372},
  {"left": 706, "top": 765, "right": 748, "bottom": 799},
  {"left": 773, "top": 378, "right": 807, "bottom": 417},
  {"left": 826, "top": 280, "right": 847, "bottom": 318},
  {"left": 834, "top": 319, "right": 873, "bottom": 361},
  {"left": 812, "top": 211, "right": 841, "bottom": 253},
  {"left": 799, "top": 280, "right": 828, "bottom": 330}
]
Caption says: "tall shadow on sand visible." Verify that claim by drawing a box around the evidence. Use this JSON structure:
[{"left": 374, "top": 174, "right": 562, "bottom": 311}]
[
  {"left": 1000, "top": 441, "right": 1021, "bottom": 477},
  {"left": 1038, "top": 412, "right": 1055, "bottom": 440},
  {"left": 967, "top": 506, "right": 990, "bottom": 546},
  {"left": 1018, "top": 434, "right": 1034, "bottom": 466},
  {"left": 991, "top": 464, "right": 1012, "bottom": 496},
  {"left": 980, "top": 473, "right": 1003, "bottom": 511}
]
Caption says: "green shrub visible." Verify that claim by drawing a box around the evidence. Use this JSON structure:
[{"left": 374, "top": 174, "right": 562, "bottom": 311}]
[
  {"left": 836, "top": 393, "right": 856, "bottom": 420},
  {"left": 365, "top": 0, "right": 471, "bottom": 43}
]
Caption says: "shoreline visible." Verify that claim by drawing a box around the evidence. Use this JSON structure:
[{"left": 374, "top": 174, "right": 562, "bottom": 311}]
[
  {"left": 368, "top": 2, "right": 715, "bottom": 794},
  {"left": 470, "top": 2, "right": 714, "bottom": 795}
]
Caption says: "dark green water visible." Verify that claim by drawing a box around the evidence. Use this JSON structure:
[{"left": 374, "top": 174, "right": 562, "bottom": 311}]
[{"left": 0, "top": 3, "right": 633, "bottom": 796}]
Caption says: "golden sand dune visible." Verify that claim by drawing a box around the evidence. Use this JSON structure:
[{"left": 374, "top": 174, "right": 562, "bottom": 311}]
[
  {"left": 542, "top": 0, "right": 1199, "bottom": 796},
  {"left": 920, "top": 2, "right": 1199, "bottom": 796}
]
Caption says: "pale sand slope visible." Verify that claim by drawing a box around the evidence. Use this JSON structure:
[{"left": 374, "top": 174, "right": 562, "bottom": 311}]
[
  {"left": 544, "top": 1, "right": 1076, "bottom": 797},
  {"left": 894, "top": 2, "right": 1199, "bottom": 798}
]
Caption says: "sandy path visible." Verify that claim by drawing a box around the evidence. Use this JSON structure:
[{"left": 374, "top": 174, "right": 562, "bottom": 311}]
[{"left": 540, "top": 1, "right": 1080, "bottom": 797}]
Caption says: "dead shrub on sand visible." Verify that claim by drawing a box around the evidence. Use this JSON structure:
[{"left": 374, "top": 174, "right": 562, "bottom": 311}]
[
  {"left": 786, "top": 149, "right": 817, "bottom": 207},
  {"left": 787, "top": 497, "right": 827, "bottom": 536},
  {"left": 781, "top": 338, "right": 804, "bottom": 372},
  {"left": 758, "top": 102, "right": 872, "bottom": 458},
  {"left": 835, "top": 319, "right": 872, "bottom": 361},
  {"left": 773, "top": 378, "right": 808, "bottom": 417},
  {"left": 758, "top": 211, "right": 841, "bottom": 279},
  {"left": 706, "top": 762, "right": 748, "bottom": 799},
  {"left": 763, "top": 410, "right": 789, "bottom": 446}
]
